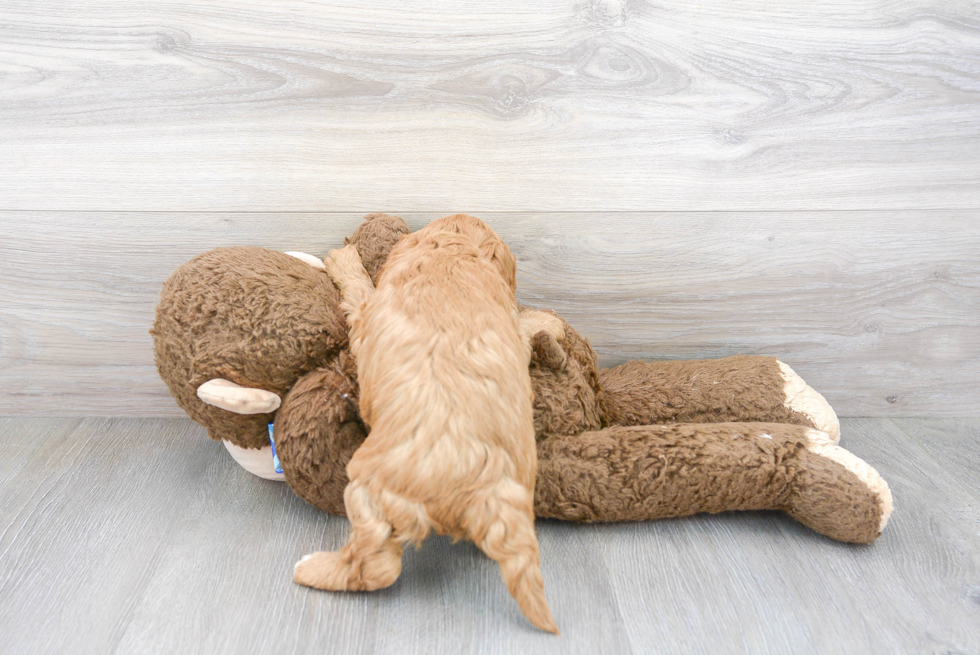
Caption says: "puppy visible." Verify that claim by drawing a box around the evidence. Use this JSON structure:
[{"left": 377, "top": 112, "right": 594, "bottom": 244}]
[{"left": 294, "top": 214, "right": 560, "bottom": 634}]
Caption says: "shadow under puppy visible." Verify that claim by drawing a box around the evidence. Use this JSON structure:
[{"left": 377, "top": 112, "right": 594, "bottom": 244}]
[{"left": 293, "top": 214, "right": 560, "bottom": 634}]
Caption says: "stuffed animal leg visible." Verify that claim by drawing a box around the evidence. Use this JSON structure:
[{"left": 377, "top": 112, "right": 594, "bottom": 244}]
[
  {"left": 600, "top": 356, "right": 840, "bottom": 443},
  {"left": 534, "top": 422, "right": 891, "bottom": 544},
  {"left": 274, "top": 376, "right": 892, "bottom": 544}
]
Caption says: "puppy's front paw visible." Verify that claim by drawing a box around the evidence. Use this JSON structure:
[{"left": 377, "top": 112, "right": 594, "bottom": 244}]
[
  {"left": 293, "top": 551, "right": 351, "bottom": 590},
  {"left": 323, "top": 245, "right": 366, "bottom": 289},
  {"left": 529, "top": 331, "right": 567, "bottom": 371},
  {"left": 519, "top": 309, "right": 565, "bottom": 343}
]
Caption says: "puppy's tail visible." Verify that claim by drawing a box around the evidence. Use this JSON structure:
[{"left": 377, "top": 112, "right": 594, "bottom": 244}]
[{"left": 464, "top": 479, "right": 559, "bottom": 634}]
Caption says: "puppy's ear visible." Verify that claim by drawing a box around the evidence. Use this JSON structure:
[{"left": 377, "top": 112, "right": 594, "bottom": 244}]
[{"left": 481, "top": 238, "right": 517, "bottom": 293}]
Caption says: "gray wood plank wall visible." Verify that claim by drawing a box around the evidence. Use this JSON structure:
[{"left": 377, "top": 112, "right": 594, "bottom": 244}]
[
  {"left": 1, "top": 212, "right": 977, "bottom": 417},
  {"left": 1, "top": 0, "right": 979, "bottom": 211},
  {"left": 0, "top": 1, "right": 978, "bottom": 417}
]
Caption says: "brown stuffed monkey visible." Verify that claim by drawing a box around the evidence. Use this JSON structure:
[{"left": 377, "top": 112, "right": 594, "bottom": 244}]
[{"left": 152, "top": 214, "right": 892, "bottom": 545}]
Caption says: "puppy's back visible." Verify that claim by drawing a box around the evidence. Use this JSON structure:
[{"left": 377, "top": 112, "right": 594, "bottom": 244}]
[{"left": 350, "top": 229, "right": 535, "bottom": 499}]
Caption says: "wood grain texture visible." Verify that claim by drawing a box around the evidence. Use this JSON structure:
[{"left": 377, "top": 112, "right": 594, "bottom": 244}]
[
  {"left": 0, "top": 418, "right": 218, "bottom": 655},
  {"left": 601, "top": 418, "right": 980, "bottom": 654},
  {"left": 0, "top": 417, "right": 79, "bottom": 491},
  {"left": 1, "top": 211, "right": 977, "bottom": 417},
  {"left": 0, "top": 418, "right": 978, "bottom": 654},
  {"left": 1, "top": 1, "right": 979, "bottom": 211}
]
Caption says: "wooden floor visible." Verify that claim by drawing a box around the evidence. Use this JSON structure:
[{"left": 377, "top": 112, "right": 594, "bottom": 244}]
[{"left": 1, "top": 417, "right": 977, "bottom": 655}]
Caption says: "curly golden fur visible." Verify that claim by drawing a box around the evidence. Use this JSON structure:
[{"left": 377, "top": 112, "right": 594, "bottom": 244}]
[{"left": 293, "top": 215, "right": 558, "bottom": 634}]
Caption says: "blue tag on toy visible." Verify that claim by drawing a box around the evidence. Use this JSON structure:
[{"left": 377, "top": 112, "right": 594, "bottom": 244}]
[{"left": 269, "top": 423, "right": 283, "bottom": 474}]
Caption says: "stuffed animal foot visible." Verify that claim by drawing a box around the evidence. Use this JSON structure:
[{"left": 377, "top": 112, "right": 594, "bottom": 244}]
[
  {"left": 778, "top": 362, "right": 840, "bottom": 443},
  {"left": 787, "top": 429, "right": 892, "bottom": 543},
  {"left": 535, "top": 422, "right": 892, "bottom": 543}
]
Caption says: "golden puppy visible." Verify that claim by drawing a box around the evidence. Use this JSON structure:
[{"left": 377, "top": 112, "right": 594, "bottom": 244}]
[{"left": 294, "top": 214, "right": 560, "bottom": 634}]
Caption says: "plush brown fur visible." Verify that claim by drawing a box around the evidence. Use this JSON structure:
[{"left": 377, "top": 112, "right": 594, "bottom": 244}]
[
  {"left": 274, "top": 353, "right": 364, "bottom": 515},
  {"left": 294, "top": 215, "right": 557, "bottom": 633},
  {"left": 152, "top": 213, "right": 892, "bottom": 547},
  {"left": 534, "top": 423, "right": 883, "bottom": 543},
  {"left": 278, "top": 322, "right": 889, "bottom": 544},
  {"left": 151, "top": 246, "right": 347, "bottom": 449},
  {"left": 345, "top": 212, "right": 412, "bottom": 284},
  {"left": 600, "top": 356, "right": 816, "bottom": 429}
]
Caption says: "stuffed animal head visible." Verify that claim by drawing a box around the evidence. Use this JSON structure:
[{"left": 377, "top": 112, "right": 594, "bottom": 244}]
[
  {"left": 152, "top": 213, "right": 410, "bottom": 451},
  {"left": 152, "top": 246, "right": 348, "bottom": 449}
]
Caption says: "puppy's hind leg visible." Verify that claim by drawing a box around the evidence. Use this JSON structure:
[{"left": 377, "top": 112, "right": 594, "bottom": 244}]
[
  {"left": 463, "top": 479, "right": 559, "bottom": 634},
  {"left": 294, "top": 481, "right": 405, "bottom": 592}
]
